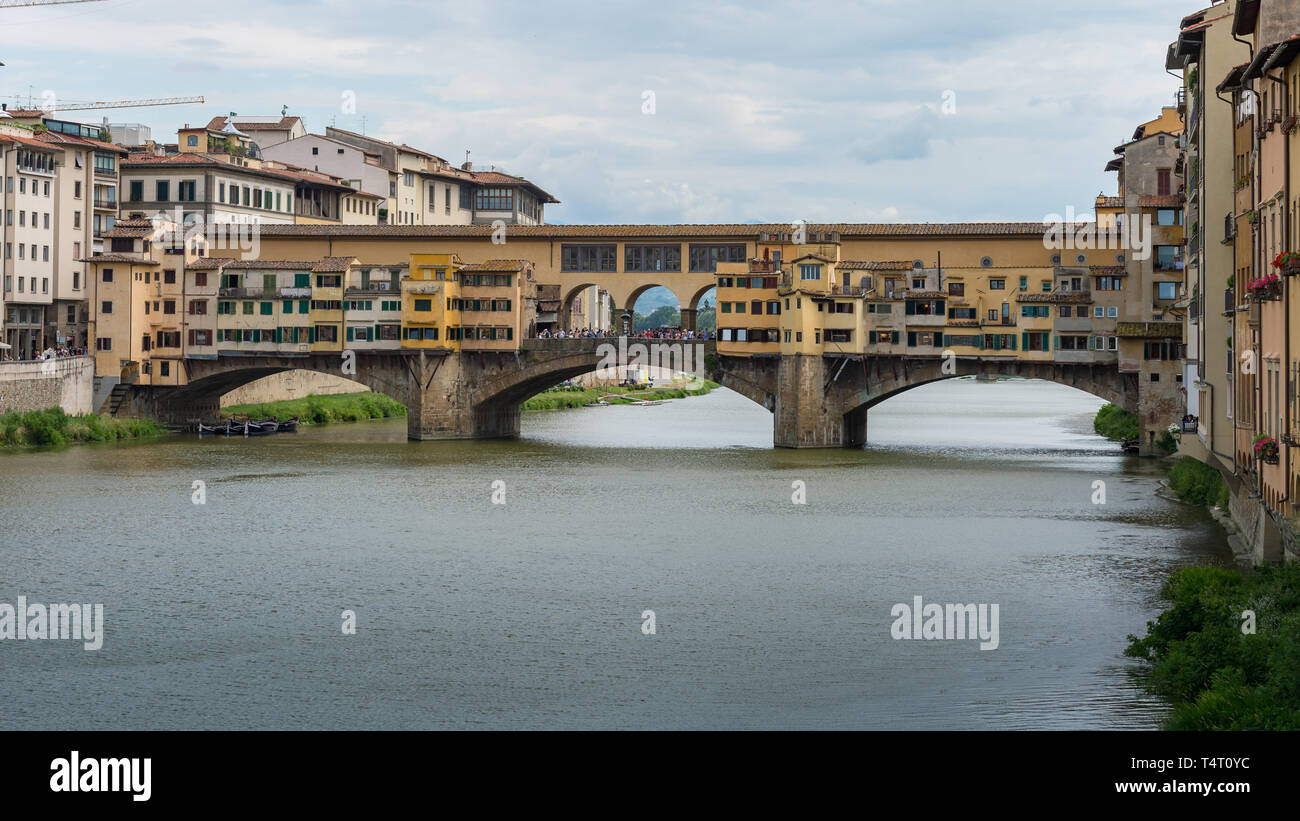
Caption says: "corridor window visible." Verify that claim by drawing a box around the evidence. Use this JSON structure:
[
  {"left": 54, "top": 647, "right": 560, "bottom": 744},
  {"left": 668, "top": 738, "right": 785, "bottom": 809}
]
[
  {"left": 688, "top": 244, "right": 746, "bottom": 272},
  {"left": 475, "top": 188, "right": 513, "bottom": 211},
  {"left": 799, "top": 264, "right": 822, "bottom": 281},
  {"left": 560, "top": 244, "right": 617, "bottom": 272},
  {"left": 624, "top": 245, "right": 682, "bottom": 272}
]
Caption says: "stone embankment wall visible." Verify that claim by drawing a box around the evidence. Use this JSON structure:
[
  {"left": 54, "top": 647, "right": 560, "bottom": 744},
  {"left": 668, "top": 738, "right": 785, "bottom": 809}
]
[
  {"left": 219, "top": 370, "right": 369, "bottom": 406},
  {"left": 0, "top": 356, "right": 93, "bottom": 415}
]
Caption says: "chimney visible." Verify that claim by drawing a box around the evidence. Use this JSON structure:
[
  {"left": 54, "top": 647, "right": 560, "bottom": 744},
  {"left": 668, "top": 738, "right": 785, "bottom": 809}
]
[{"left": 461, "top": 161, "right": 472, "bottom": 171}]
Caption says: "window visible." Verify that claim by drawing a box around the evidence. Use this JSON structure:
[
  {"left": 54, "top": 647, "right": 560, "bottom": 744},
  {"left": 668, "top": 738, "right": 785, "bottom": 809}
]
[
  {"left": 1157, "top": 281, "right": 1178, "bottom": 300},
  {"left": 127, "top": 180, "right": 143, "bottom": 201},
  {"left": 475, "top": 188, "right": 513, "bottom": 211},
  {"left": 624, "top": 245, "right": 681, "bottom": 272},
  {"left": 155, "top": 180, "right": 170, "bottom": 201},
  {"left": 1156, "top": 208, "right": 1182, "bottom": 226},
  {"left": 102, "top": 268, "right": 113, "bottom": 282},
  {"left": 1155, "top": 246, "right": 1181, "bottom": 271},
  {"left": 413, "top": 299, "right": 432, "bottom": 311},
  {"left": 178, "top": 180, "right": 196, "bottom": 201},
  {"left": 1094, "top": 306, "right": 1104, "bottom": 317},
  {"left": 799, "top": 264, "right": 823, "bottom": 281},
  {"left": 989, "top": 279, "right": 1005, "bottom": 289},
  {"left": 1157, "top": 168, "right": 1171, "bottom": 196},
  {"left": 948, "top": 282, "right": 964, "bottom": 297},
  {"left": 688, "top": 244, "right": 746, "bottom": 272},
  {"left": 187, "top": 135, "right": 199, "bottom": 146},
  {"left": 1019, "top": 276, "right": 1028, "bottom": 290},
  {"left": 1107, "top": 306, "right": 1118, "bottom": 318},
  {"left": 560, "top": 244, "right": 617, "bottom": 272},
  {"left": 101, "top": 301, "right": 112, "bottom": 314}
]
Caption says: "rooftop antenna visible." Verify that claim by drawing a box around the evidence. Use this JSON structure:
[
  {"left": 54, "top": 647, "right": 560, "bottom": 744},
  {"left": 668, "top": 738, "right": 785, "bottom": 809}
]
[{"left": 281, "top": 104, "right": 287, "bottom": 116}]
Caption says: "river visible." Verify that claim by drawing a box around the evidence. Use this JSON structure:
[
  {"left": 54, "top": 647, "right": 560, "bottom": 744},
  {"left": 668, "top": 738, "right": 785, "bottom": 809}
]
[{"left": 0, "top": 378, "right": 1230, "bottom": 729}]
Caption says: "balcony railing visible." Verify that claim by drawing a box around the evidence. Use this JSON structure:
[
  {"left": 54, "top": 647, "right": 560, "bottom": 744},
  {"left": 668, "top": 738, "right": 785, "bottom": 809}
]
[
  {"left": 218, "top": 287, "right": 263, "bottom": 298},
  {"left": 1224, "top": 288, "right": 1235, "bottom": 314},
  {"left": 278, "top": 286, "right": 311, "bottom": 298},
  {"left": 93, "top": 198, "right": 117, "bottom": 209},
  {"left": 1224, "top": 212, "right": 1235, "bottom": 243}
]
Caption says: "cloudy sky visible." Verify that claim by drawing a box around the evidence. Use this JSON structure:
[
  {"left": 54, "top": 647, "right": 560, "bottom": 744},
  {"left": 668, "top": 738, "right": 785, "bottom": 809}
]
[{"left": 1, "top": 0, "right": 1193, "bottom": 225}]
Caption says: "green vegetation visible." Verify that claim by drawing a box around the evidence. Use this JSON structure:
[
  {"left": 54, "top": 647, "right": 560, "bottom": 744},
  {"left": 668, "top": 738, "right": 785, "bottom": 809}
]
[
  {"left": 0, "top": 407, "right": 165, "bottom": 448},
  {"left": 221, "top": 392, "right": 406, "bottom": 426},
  {"left": 523, "top": 381, "right": 718, "bottom": 411},
  {"left": 1094, "top": 403, "right": 1139, "bottom": 441},
  {"left": 1126, "top": 563, "right": 1300, "bottom": 729},
  {"left": 1168, "top": 456, "right": 1230, "bottom": 509},
  {"left": 632, "top": 302, "right": 716, "bottom": 333}
]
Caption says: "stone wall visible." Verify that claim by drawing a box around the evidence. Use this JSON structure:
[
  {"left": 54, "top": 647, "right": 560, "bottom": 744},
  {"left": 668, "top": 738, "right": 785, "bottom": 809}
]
[
  {"left": 0, "top": 356, "right": 94, "bottom": 415},
  {"left": 219, "top": 369, "right": 369, "bottom": 407}
]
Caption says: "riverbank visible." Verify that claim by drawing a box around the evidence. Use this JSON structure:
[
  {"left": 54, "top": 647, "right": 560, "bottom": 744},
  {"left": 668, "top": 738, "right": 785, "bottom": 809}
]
[
  {"left": 1126, "top": 562, "right": 1300, "bottom": 729},
  {"left": 221, "top": 392, "right": 405, "bottom": 426},
  {"left": 0, "top": 407, "right": 166, "bottom": 448},
  {"left": 523, "top": 380, "right": 719, "bottom": 411},
  {"left": 1093, "top": 402, "right": 1176, "bottom": 453}
]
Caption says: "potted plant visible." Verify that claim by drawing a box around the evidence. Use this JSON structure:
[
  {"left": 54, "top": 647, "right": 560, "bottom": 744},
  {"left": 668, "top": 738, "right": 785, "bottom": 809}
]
[
  {"left": 1285, "top": 114, "right": 1299, "bottom": 134},
  {"left": 1248, "top": 271, "right": 1282, "bottom": 300},
  {"left": 1254, "top": 435, "right": 1280, "bottom": 464}
]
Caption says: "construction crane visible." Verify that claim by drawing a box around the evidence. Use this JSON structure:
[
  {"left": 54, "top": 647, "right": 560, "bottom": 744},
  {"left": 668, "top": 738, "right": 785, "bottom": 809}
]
[
  {"left": 0, "top": 0, "right": 107, "bottom": 7},
  {"left": 4, "top": 95, "right": 205, "bottom": 111}
]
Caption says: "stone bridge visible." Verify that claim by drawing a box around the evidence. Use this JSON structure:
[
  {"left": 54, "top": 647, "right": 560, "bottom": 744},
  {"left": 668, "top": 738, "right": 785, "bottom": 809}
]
[{"left": 118, "top": 339, "right": 1140, "bottom": 448}]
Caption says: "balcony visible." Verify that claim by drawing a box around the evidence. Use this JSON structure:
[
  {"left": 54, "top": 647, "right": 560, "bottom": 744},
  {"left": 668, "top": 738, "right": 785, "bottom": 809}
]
[
  {"left": 218, "top": 287, "right": 263, "bottom": 298},
  {"left": 1223, "top": 288, "right": 1235, "bottom": 315},
  {"left": 93, "top": 197, "right": 117, "bottom": 209},
  {"left": 278, "top": 286, "right": 311, "bottom": 299},
  {"left": 347, "top": 282, "right": 396, "bottom": 294},
  {"left": 1223, "top": 212, "right": 1235, "bottom": 244}
]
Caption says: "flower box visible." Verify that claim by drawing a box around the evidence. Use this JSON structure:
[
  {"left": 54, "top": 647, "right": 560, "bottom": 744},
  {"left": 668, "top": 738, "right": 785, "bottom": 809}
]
[
  {"left": 1248, "top": 273, "right": 1283, "bottom": 300},
  {"left": 1254, "top": 436, "right": 1280, "bottom": 464}
]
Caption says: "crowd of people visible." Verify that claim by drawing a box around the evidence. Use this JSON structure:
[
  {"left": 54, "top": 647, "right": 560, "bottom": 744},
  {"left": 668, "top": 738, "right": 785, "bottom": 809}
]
[
  {"left": 534, "top": 327, "right": 714, "bottom": 340},
  {"left": 0, "top": 345, "right": 88, "bottom": 363}
]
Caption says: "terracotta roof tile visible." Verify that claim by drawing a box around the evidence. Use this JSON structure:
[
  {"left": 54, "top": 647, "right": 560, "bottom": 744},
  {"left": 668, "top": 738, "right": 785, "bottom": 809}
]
[
  {"left": 250, "top": 222, "right": 1083, "bottom": 240},
  {"left": 80, "top": 253, "right": 159, "bottom": 265},
  {"left": 836, "top": 260, "right": 915, "bottom": 271},
  {"left": 311, "top": 256, "right": 357, "bottom": 272},
  {"left": 459, "top": 259, "right": 532, "bottom": 273}
]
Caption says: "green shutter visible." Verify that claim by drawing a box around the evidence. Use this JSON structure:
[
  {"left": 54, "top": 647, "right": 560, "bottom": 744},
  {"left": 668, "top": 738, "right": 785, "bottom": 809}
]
[
  {"left": 943, "top": 334, "right": 950, "bottom": 347},
  {"left": 1053, "top": 335, "right": 1060, "bottom": 350},
  {"left": 375, "top": 324, "right": 380, "bottom": 339},
  {"left": 346, "top": 326, "right": 354, "bottom": 342},
  {"left": 892, "top": 331, "right": 900, "bottom": 344},
  {"left": 1021, "top": 332, "right": 1028, "bottom": 350}
]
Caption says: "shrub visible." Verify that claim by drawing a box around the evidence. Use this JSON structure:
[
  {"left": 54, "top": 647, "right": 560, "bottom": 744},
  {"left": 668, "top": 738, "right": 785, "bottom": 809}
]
[
  {"left": 1094, "top": 403, "right": 1139, "bottom": 441},
  {"left": 1168, "top": 457, "right": 1228, "bottom": 507}
]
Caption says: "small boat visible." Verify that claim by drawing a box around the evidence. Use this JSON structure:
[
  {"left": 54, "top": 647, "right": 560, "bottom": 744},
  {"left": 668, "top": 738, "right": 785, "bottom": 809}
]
[
  {"left": 276, "top": 417, "right": 299, "bottom": 433},
  {"left": 1121, "top": 437, "right": 1140, "bottom": 454},
  {"left": 197, "top": 422, "right": 227, "bottom": 435},
  {"left": 244, "top": 419, "right": 278, "bottom": 436}
]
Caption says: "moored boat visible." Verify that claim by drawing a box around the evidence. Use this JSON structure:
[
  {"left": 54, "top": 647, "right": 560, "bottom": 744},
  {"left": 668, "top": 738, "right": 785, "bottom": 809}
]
[{"left": 276, "top": 417, "right": 299, "bottom": 432}]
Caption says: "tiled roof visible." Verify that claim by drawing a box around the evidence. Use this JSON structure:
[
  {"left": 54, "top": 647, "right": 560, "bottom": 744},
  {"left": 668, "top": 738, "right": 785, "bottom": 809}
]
[
  {"left": 123, "top": 153, "right": 354, "bottom": 189},
  {"left": 205, "top": 115, "right": 303, "bottom": 133},
  {"left": 250, "top": 222, "right": 1084, "bottom": 240},
  {"left": 460, "top": 259, "right": 531, "bottom": 273},
  {"left": 191, "top": 258, "right": 319, "bottom": 270},
  {"left": 1089, "top": 265, "right": 1127, "bottom": 276},
  {"left": 947, "top": 319, "right": 980, "bottom": 327},
  {"left": 188, "top": 257, "right": 234, "bottom": 270},
  {"left": 34, "top": 130, "right": 128, "bottom": 153},
  {"left": 836, "top": 260, "right": 915, "bottom": 271},
  {"left": 102, "top": 224, "right": 156, "bottom": 238},
  {"left": 905, "top": 290, "right": 946, "bottom": 299},
  {"left": 80, "top": 253, "right": 159, "bottom": 265},
  {"left": 311, "top": 256, "right": 356, "bottom": 272},
  {"left": 0, "top": 130, "right": 62, "bottom": 151}
]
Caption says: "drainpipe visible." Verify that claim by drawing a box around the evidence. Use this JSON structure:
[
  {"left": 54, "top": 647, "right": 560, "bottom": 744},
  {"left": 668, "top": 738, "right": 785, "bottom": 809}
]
[{"left": 1264, "top": 67, "right": 1291, "bottom": 506}]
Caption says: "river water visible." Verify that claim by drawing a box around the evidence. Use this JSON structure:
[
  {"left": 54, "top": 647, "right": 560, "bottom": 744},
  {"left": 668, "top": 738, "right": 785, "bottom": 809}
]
[{"left": 0, "top": 378, "right": 1230, "bottom": 729}]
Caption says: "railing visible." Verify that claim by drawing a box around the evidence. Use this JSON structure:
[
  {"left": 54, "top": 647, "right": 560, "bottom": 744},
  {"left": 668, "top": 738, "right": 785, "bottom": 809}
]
[
  {"left": 347, "top": 282, "right": 395, "bottom": 293},
  {"left": 1225, "top": 288, "right": 1235, "bottom": 314},
  {"left": 218, "top": 287, "right": 263, "bottom": 298},
  {"left": 832, "top": 284, "right": 867, "bottom": 296},
  {"left": 93, "top": 198, "right": 116, "bottom": 209},
  {"left": 1225, "top": 212, "right": 1235, "bottom": 243},
  {"left": 278, "top": 286, "right": 311, "bottom": 298},
  {"left": 1190, "top": 293, "right": 1200, "bottom": 322}
]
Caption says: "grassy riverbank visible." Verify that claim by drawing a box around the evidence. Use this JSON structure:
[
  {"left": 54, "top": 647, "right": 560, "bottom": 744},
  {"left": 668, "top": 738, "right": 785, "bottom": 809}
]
[
  {"left": 221, "top": 392, "right": 406, "bottom": 426},
  {"left": 1167, "top": 456, "right": 1230, "bottom": 509},
  {"left": 0, "top": 407, "right": 165, "bottom": 448},
  {"left": 522, "top": 381, "right": 719, "bottom": 411},
  {"left": 1126, "top": 563, "right": 1300, "bottom": 729}
]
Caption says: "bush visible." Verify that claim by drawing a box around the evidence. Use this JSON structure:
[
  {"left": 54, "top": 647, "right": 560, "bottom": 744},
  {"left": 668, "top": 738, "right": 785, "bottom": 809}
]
[
  {"left": 1126, "top": 563, "right": 1300, "bottom": 729},
  {"left": 0, "top": 408, "right": 163, "bottom": 448},
  {"left": 1094, "top": 403, "right": 1139, "bottom": 441},
  {"left": 1168, "top": 457, "right": 1228, "bottom": 507}
]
